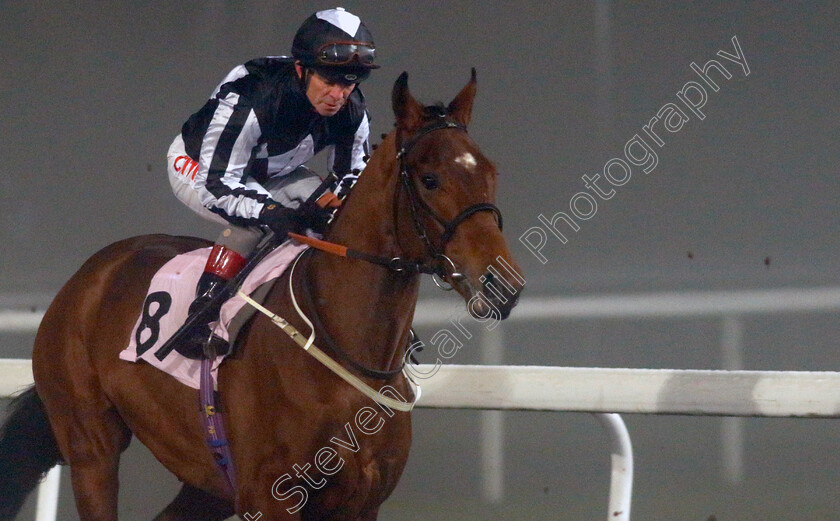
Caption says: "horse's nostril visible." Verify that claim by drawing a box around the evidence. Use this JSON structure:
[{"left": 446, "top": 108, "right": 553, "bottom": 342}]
[{"left": 479, "top": 271, "right": 513, "bottom": 306}]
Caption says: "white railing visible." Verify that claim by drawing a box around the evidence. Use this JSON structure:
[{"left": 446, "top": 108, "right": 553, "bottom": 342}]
[
  {"left": 411, "top": 286, "right": 840, "bottom": 488},
  {"left": 414, "top": 364, "right": 840, "bottom": 417}
]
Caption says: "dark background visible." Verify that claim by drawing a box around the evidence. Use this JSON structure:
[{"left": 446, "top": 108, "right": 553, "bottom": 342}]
[{"left": 1, "top": 2, "right": 838, "bottom": 520}]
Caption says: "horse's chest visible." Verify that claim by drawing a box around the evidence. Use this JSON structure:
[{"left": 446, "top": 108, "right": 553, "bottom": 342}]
[{"left": 305, "top": 411, "right": 411, "bottom": 517}]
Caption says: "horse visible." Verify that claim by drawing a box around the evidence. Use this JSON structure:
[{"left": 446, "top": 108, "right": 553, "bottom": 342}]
[{"left": 0, "top": 70, "right": 523, "bottom": 520}]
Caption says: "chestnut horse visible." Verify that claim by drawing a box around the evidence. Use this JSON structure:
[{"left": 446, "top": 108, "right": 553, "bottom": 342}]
[{"left": 0, "top": 71, "right": 522, "bottom": 520}]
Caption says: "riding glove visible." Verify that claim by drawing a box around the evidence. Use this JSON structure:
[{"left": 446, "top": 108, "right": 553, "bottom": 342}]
[
  {"left": 260, "top": 203, "right": 305, "bottom": 237},
  {"left": 297, "top": 201, "right": 333, "bottom": 234}
]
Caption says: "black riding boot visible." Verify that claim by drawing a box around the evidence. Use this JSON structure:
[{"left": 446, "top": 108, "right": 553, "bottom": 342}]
[{"left": 177, "top": 245, "right": 247, "bottom": 359}]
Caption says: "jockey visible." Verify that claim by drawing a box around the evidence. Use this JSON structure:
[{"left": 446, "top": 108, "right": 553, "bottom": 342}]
[{"left": 166, "top": 7, "right": 378, "bottom": 356}]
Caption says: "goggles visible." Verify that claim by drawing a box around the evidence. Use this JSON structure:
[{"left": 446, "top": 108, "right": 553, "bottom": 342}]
[{"left": 316, "top": 41, "right": 377, "bottom": 67}]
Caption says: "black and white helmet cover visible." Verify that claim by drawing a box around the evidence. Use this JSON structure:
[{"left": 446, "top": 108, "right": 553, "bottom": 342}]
[{"left": 292, "top": 7, "right": 379, "bottom": 83}]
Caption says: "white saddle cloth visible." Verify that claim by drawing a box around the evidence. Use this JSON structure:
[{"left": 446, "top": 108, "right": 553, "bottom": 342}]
[{"left": 119, "top": 240, "right": 308, "bottom": 389}]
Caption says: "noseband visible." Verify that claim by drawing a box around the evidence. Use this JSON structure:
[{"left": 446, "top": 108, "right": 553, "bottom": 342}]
[{"left": 396, "top": 118, "right": 503, "bottom": 286}]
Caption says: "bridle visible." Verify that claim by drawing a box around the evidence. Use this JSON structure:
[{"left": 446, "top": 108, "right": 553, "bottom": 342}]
[
  {"left": 291, "top": 114, "right": 503, "bottom": 287},
  {"left": 281, "top": 115, "right": 505, "bottom": 379},
  {"left": 394, "top": 116, "right": 503, "bottom": 288}
]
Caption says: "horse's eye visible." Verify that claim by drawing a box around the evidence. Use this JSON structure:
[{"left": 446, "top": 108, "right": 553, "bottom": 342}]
[{"left": 420, "top": 174, "right": 439, "bottom": 190}]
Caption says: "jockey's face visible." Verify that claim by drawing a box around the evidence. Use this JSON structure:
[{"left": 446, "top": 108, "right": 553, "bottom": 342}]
[{"left": 295, "top": 62, "right": 356, "bottom": 116}]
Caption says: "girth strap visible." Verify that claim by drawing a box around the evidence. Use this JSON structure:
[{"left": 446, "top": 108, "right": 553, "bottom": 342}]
[{"left": 199, "top": 358, "right": 237, "bottom": 494}]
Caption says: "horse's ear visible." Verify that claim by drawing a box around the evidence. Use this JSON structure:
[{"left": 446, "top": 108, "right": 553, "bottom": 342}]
[
  {"left": 392, "top": 72, "right": 425, "bottom": 133},
  {"left": 447, "top": 68, "right": 477, "bottom": 127}
]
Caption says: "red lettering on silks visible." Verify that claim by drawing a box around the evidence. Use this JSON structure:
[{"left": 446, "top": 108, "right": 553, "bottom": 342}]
[
  {"left": 173, "top": 155, "right": 187, "bottom": 174},
  {"left": 188, "top": 160, "right": 199, "bottom": 180},
  {"left": 173, "top": 155, "right": 200, "bottom": 180}
]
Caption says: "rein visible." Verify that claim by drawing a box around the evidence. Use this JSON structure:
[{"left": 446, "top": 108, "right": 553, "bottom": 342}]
[
  {"left": 296, "top": 248, "right": 406, "bottom": 379},
  {"left": 287, "top": 232, "right": 440, "bottom": 275},
  {"left": 238, "top": 251, "right": 419, "bottom": 412}
]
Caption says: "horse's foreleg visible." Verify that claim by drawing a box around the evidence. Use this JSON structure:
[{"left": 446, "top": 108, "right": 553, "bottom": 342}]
[
  {"left": 35, "top": 359, "right": 131, "bottom": 521},
  {"left": 60, "top": 408, "right": 131, "bottom": 521},
  {"left": 151, "top": 483, "right": 234, "bottom": 521},
  {"left": 68, "top": 460, "right": 120, "bottom": 521}
]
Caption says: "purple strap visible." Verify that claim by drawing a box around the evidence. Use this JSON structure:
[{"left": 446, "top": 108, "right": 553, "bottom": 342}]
[{"left": 199, "top": 358, "right": 237, "bottom": 494}]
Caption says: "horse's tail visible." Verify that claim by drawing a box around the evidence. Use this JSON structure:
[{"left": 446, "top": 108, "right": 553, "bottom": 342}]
[{"left": 0, "top": 386, "right": 62, "bottom": 520}]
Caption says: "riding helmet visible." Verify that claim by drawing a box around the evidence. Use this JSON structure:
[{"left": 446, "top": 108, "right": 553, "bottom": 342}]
[{"left": 292, "top": 7, "right": 379, "bottom": 84}]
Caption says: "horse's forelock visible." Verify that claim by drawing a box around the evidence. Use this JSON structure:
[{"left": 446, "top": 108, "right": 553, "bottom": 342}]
[{"left": 422, "top": 103, "right": 448, "bottom": 118}]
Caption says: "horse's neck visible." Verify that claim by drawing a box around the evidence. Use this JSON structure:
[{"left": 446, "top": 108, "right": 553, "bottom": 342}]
[{"left": 305, "top": 136, "right": 420, "bottom": 372}]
